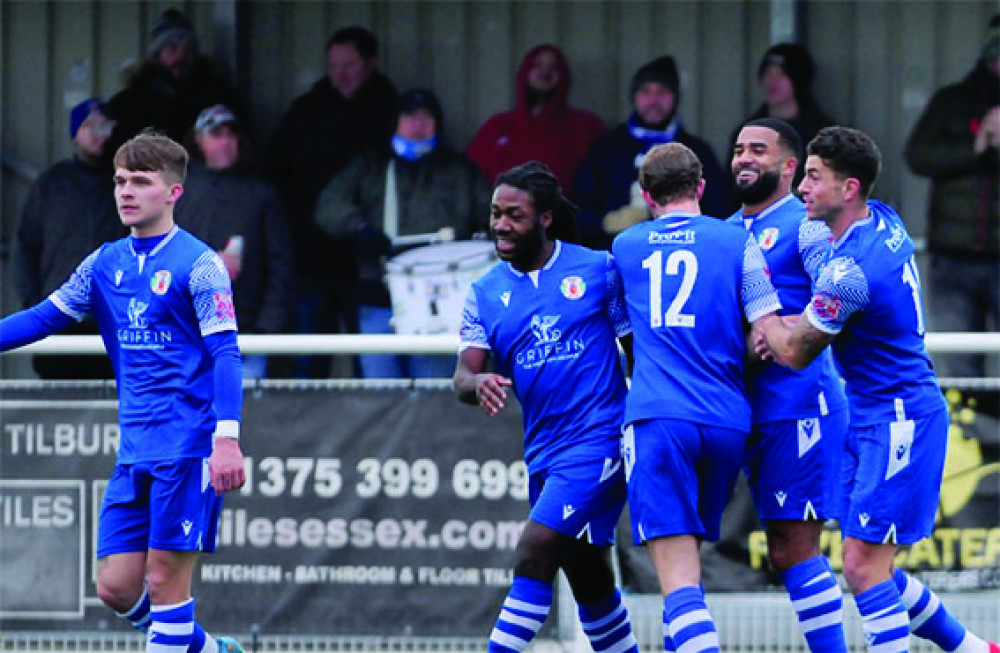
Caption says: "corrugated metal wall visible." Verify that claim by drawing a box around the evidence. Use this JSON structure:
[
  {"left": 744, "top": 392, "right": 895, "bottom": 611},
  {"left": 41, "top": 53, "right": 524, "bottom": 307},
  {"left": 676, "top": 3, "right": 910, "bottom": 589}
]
[{"left": 0, "top": 1, "right": 995, "bottom": 331}]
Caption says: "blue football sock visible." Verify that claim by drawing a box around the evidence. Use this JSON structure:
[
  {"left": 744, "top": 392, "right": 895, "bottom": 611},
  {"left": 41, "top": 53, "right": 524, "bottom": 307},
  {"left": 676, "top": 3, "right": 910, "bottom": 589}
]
[
  {"left": 781, "top": 556, "right": 848, "bottom": 652},
  {"left": 148, "top": 599, "right": 196, "bottom": 653},
  {"left": 577, "top": 588, "right": 639, "bottom": 653},
  {"left": 663, "top": 586, "right": 720, "bottom": 653},
  {"left": 894, "top": 569, "right": 989, "bottom": 652},
  {"left": 487, "top": 575, "right": 552, "bottom": 652},
  {"left": 856, "top": 579, "right": 910, "bottom": 653}
]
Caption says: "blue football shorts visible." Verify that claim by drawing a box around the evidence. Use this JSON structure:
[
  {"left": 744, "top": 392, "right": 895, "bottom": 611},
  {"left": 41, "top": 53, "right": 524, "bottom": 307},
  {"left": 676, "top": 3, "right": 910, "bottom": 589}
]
[
  {"left": 527, "top": 455, "right": 627, "bottom": 546},
  {"left": 840, "top": 406, "right": 948, "bottom": 545},
  {"left": 97, "top": 457, "right": 223, "bottom": 558},
  {"left": 623, "top": 418, "right": 746, "bottom": 543},
  {"left": 744, "top": 406, "right": 849, "bottom": 523}
]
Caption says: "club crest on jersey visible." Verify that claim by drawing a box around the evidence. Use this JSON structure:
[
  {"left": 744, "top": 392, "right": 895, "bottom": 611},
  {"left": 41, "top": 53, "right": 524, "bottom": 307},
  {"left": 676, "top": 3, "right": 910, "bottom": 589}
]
[
  {"left": 758, "top": 227, "right": 779, "bottom": 250},
  {"left": 560, "top": 276, "right": 586, "bottom": 300},
  {"left": 213, "top": 292, "right": 236, "bottom": 320},
  {"left": 811, "top": 293, "right": 841, "bottom": 320},
  {"left": 150, "top": 270, "right": 171, "bottom": 295}
]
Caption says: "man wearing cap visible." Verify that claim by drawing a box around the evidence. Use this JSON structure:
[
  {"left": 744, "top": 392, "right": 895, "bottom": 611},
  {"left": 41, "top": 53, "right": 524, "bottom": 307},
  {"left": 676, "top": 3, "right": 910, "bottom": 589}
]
[
  {"left": 14, "top": 98, "right": 124, "bottom": 379},
  {"left": 905, "top": 14, "right": 1000, "bottom": 379},
  {"left": 265, "top": 25, "right": 398, "bottom": 378},
  {"left": 104, "top": 8, "right": 246, "bottom": 153},
  {"left": 573, "top": 55, "right": 731, "bottom": 250},
  {"left": 314, "top": 88, "right": 490, "bottom": 378},
  {"left": 175, "top": 105, "right": 295, "bottom": 379}
]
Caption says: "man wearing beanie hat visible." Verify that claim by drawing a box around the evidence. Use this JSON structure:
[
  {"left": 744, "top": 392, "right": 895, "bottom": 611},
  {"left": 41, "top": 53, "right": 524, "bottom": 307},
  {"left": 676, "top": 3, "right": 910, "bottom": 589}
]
[
  {"left": 314, "top": 87, "right": 490, "bottom": 378},
  {"left": 573, "top": 55, "right": 731, "bottom": 249},
  {"left": 13, "top": 98, "right": 123, "bottom": 380},
  {"left": 906, "top": 14, "right": 1000, "bottom": 380},
  {"left": 727, "top": 42, "right": 837, "bottom": 192},
  {"left": 103, "top": 7, "right": 246, "bottom": 158}
]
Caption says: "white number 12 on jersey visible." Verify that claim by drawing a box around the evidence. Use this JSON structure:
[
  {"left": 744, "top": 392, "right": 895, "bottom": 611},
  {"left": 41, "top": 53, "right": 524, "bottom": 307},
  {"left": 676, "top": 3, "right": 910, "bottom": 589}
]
[{"left": 642, "top": 249, "right": 698, "bottom": 328}]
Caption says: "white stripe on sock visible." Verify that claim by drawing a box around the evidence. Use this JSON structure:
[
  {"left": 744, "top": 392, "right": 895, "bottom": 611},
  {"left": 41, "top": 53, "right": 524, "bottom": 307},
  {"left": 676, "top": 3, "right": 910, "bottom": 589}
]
[
  {"left": 792, "top": 585, "right": 842, "bottom": 611},
  {"left": 489, "top": 628, "right": 529, "bottom": 650},
  {"left": 502, "top": 597, "right": 549, "bottom": 615},
  {"left": 670, "top": 608, "right": 713, "bottom": 633}
]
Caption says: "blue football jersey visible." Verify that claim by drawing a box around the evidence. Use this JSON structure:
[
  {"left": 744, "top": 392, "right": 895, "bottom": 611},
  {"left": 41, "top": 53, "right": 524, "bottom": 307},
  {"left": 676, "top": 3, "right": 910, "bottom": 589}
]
[
  {"left": 805, "top": 201, "right": 945, "bottom": 425},
  {"left": 51, "top": 226, "right": 238, "bottom": 463},
  {"left": 727, "top": 195, "right": 847, "bottom": 422},
  {"left": 459, "top": 241, "right": 631, "bottom": 474},
  {"left": 612, "top": 212, "right": 781, "bottom": 430}
]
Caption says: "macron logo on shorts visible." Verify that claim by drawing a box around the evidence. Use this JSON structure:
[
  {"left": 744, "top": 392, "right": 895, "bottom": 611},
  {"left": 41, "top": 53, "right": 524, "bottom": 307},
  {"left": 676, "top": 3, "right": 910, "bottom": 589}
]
[
  {"left": 563, "top": 504, "right": 576, "bottom": 520},
  {"left": 182, "top": 520, "right": 193, "bottom": 536},
  {"left": 797, "top": 418, "right": 822, "bottom": 457}
]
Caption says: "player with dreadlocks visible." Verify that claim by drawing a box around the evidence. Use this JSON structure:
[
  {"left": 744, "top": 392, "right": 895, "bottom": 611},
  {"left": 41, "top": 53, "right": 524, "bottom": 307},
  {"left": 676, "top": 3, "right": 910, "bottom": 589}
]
[{"left": 454, "top": 161, "right": 639, "bottom": 653}]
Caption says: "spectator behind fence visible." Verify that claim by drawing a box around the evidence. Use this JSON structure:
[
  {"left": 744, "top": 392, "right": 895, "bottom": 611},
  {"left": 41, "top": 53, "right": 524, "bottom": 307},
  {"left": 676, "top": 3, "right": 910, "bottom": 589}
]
[
  {"left": 13, "top": 98, "right": 124, "bottom": 379},
  {"left": 905, "top": 14, "right": 1000, "bottom": 379},
  {"left": 266, "top": 25, "right": 398, "bottom": 378},
  {"left": 573, "top": 55, "right": 732, "bottom": 249},
  {"left": 728, "top": 43, "right": 837, "bottom": 192},
  {"left": 104, "top": 8, "right": 247, "bottom": 159},
  {"left": 465, "top": 44, "right": 606, "bottom": 191},
  {"left": 315, "top": 88, "right": 490, "bottom": 378},
  {"left": 176, "top": 105, "right": 295, "bottom": 379}
]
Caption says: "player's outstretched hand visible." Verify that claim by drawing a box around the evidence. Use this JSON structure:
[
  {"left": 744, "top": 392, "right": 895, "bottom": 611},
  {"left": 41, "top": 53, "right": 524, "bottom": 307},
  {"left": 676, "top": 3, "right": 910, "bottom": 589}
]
[
  {"left": 476, "top": 374, "right": 512, "bottom": 417},
  {"left": 210, "top": 437, "right": 247, "bottom": 495}
]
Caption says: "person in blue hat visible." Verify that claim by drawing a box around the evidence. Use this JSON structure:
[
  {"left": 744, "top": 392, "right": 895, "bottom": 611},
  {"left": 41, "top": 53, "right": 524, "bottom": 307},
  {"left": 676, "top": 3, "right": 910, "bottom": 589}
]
[{"left": 13, "top": 98, "right": 124, "bottom": 379}]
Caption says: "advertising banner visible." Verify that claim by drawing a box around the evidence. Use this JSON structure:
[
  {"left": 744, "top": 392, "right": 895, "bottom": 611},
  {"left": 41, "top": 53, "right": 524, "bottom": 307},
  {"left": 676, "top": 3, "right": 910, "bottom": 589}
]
[{"left": 0, "top": 384, "right": 528, "bottom": 636}]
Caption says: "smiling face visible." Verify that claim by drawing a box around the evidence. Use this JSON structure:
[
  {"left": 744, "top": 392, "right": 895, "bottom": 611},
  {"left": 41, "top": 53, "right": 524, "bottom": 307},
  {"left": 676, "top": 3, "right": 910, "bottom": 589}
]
[
  {"left": 490, "top": 184, "right": 552, "bottom": 272},
  {"left": 798, "top": 154, "right": 848, "bottom": 227},
  {"left": 732, "top": 125, "right": 794, "bottom": 207},
  {"left": 114, "top": 168, "right": 182, "bottom": 237}
]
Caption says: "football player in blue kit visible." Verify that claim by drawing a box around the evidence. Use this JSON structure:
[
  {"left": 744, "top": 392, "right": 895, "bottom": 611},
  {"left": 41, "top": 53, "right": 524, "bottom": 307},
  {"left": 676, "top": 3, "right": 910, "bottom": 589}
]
[
  {"left": 454, "top": 161, "right": 639, "bottom": 653},
  {"left": 0, "top": 133, "right": 246, "bottom": 653},
  {"left": 612, "top": 142, "right": 782, "bottom": 653},
  {"left": 728, "top": 118, "right": 850, "bottom": 651},
  {"left": 758, "top": 126, "right": 998, "bottom": 653}
]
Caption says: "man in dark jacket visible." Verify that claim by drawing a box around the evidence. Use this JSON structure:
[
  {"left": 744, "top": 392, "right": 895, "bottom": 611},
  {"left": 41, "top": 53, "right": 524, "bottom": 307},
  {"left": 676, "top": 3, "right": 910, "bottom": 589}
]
[
  {"left": 176, "top": 105, "right": 295, "bottom": 378},
  {"left": 572, "top": 56, "right": 732, "bottom": 250},
  {"left": 906, "top": 15, "right": 1000, "bottom": 378},
  {"left": 314, "top": 88, "right": 490, "bottom": 378},
  {"left": 14, "top": 98, "right": 125, "bottom": 379},
  {"left": 103, "top": 8, "right": 247, "bottom": 158},
  {"left": 265, "top": 26, "right": 398, "bottom": 378}
]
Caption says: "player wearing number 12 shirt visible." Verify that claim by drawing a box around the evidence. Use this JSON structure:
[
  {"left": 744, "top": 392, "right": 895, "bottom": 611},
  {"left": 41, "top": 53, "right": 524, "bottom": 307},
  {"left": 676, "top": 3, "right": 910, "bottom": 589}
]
[
  {"left": 759, "top": 127, "right": 999, "bottom": 653},
  {"left": 612, "top": 142, "right": 781, "bottom": 653},
  {"left": 454, "top": 162, "right": 639, "bottom": 653}
]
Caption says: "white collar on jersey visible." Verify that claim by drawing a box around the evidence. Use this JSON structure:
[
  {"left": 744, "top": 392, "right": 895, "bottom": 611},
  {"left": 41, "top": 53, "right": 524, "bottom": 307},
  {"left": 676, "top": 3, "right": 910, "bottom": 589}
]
[
  {"left": 128, "top": 225, "right": 179, "bottom": 258},
  {"left": 505, "top": 239, "right": 562, "bottom": 277},
  {"left": 739, "top": 193, "right": 797, "bottom": 226}
]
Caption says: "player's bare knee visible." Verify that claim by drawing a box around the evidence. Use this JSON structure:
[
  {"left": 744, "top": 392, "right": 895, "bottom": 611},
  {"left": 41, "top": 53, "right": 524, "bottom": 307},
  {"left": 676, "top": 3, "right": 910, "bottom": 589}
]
[{"left": 95, "top": 570, "right": 138, "bottom": 612}]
